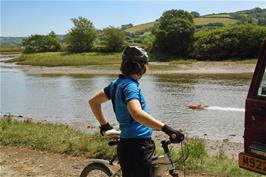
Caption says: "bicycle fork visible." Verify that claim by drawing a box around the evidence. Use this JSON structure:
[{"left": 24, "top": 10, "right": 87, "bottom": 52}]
[
  {"left": 162, "top": 140, "right": 179, "bottom": 177},
  {"left": 152, "top": 140, "right": 179, "bottom": 177}
]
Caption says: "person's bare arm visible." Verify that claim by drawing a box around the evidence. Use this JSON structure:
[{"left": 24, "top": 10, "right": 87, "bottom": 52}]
[
  {"left": 89, "top": 89, "right": 109, "bottom": 125},
  {"left": 127, "top": 99, "right": 165, "bottom": 130}
]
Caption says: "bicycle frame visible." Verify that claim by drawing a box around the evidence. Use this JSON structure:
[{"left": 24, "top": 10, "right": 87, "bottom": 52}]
[
  {"left": 85, "top": 140, "right": 178, "bottom": 177},
  {"left": 83, "top": 130, "right": 179, "bottom": 177}
]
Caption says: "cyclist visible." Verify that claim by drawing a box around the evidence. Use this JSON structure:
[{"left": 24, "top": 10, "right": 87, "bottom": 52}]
[{"left": 89, "top": 46, "right": 184, "bottom": 177}]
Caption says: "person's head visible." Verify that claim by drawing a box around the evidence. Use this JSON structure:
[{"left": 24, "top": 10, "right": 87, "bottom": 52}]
[{"left": 120, "top": 46, "right": 149, "bottom": 78}]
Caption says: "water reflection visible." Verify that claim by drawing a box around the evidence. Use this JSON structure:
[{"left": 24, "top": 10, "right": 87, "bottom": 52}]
[{"left": 1, "top": 61, "right": 253, "bottom": 142}]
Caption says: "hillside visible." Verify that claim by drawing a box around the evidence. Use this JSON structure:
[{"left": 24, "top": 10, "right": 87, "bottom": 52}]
[
  {"left": 1, "top": 8, "right": 265, "bottom": 46},
  {"left": 125, "top": 17, "right": 238, "bottom": 33},
  {"left": 125, "top": 22, "right": 157, "bottom": 33},
  {"left": 124, "top": 7, "right": 266, "bottom": 33},
  {"left": 0, "top": 35, "right": 64, "bottom": 48},
  {"left": 0, "top": 37, "right": 23, "bottom": 47}
]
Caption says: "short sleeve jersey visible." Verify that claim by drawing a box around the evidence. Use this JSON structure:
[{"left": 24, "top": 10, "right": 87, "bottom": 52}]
[{"left": 104, "top": 74, "right": 153, "bottom": 139}]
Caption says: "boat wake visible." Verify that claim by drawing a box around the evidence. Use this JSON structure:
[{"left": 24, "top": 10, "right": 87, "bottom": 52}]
[{"left": 206, "top": 106, "right": 244, "bottom": 112}]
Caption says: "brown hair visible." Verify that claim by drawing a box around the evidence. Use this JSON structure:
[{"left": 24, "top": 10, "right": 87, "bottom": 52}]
[{"left": 120, "top": 60, "right": 147, "bottom": 76}]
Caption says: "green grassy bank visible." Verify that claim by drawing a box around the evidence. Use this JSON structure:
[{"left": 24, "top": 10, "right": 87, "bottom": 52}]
[
  {"left": 0, "top": 47, "right": 23, "bottom": 53},
  {"left": 0, "top": 118, "right": 262, "bottom": 177},
  {"left": 9, "top": 52, "right": 198, "bottom": 67},
  {"left": 8, "top": 52, "right": 257, "bottom": 68},
  {"left": 12, "top": 52, "right": 122, "bottom": 66}
]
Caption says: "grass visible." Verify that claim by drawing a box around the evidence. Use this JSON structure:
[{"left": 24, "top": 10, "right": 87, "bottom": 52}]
[
  {"left": 124, "top": 22, "right": 157, "bottom": 33},
  {"left": 203, "top": 14, "right": 232, "bottom": 18},
  {"left": 15, "top": 52, "right": 121, "bottom": 66},
  {"left": 0, "top": 117, "right": 115, "bottom": 158},
  {"left": 169, "top": 59, "right": 196, "bottom": 65},
  {"left": 0, "top": 47, "right": 23, "bottom": 53},
  {"left": 236, "top": 59, "right": 258, "bottom": 64},
  {"left": 12, "top": 52, "right": 198, "bottom": 67},
  {"left": 0, "top": 117, "right": 263, "bottom": 177},
  {"left": 9, "top": 52, "right": 256, "bottom": 70},
  {"left": 174, "top": 138, "right": 263, "bottom": 177},
  {"left": 125, "top": 17, "right": 238, "bottom": 33},
  {"left": 194, "top": 17, "right": 237, "bottom": 25}
]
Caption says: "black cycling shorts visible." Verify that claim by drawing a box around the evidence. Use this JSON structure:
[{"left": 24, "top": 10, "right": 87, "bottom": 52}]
[{"left": 117, "top": 138, "right": 155, "bottom": 177}]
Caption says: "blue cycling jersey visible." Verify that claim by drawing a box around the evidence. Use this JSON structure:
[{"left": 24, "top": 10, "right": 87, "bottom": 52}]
[{"left": 104, "top": 74, "right": 153, "bottom": 139}]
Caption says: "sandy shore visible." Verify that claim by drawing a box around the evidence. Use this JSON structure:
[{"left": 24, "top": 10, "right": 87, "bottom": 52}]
[
  {"left": 15, "top": 61, "right": 255, "bottom": 75},
  {"left": 0, "top": 60, "right": 256, "bottom": 75},
  {"left": 0, "top": 52, "right": 257, "bottom": 75}
]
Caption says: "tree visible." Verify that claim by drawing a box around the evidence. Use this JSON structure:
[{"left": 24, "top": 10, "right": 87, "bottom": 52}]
[
  {"left": 121, "top": 23, "right": 133, "bottom": 30},
  {"left": 191, "top": 11, "right": 200, "bottom": 18},
  {"left": 258, "top": 17, "right": 266, "bottom": 26},
  {"left": 232, "top": 13, "right": 256, "bottom": 25},
  {"left": 192, "top": 25, "right": 266, "bottom": 60},
  {"left": 100, "top": 26, "right": 125, "bottom": 52},
  {"left": 22, "top": 31, "right": 61, "bottom": 53},
  {"left": 65, "top": 17, "right": 96, "bottom": 53},
  {"left": 152, "top": 9, "right": 195, "bottom": 56},
  {"left": 46, "top": 31, "right": 61, "bottom": 51}
]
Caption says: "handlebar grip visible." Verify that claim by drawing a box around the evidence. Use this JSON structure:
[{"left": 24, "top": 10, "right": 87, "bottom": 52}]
[
  {"left": 170, "top": 132, "right": 184, "bottom": 143},
  {"left": 171, "top": 133, "right": 177, "bottom": 139}
]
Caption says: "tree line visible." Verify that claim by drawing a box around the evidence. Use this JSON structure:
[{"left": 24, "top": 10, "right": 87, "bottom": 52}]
[{"left": 22, "top": 9, "right": 266, "bottom": 60}]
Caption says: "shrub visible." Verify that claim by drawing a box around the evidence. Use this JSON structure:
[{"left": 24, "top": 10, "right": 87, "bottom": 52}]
[
  {"left": 192, "top": 25, "right": 266, "bottom": 60},
  {"left": 22, "top": 31, "right": 61, "bottom": 53},
  {"left": 99, "top": 26, "right": 125, "bottom": 52}
]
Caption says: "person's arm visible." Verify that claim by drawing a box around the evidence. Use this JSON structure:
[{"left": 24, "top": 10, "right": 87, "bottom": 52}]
[
  {"left": 127, "top": 99, "right": 165, "bottom": 130},
  {"left": 89, "top": 89, "right": 109, "bottom": 125},
  {"left": 89, "top": 89, "right": 113, "bottom": 135},
  {"left": 127, "top": 99, "right": 185, "bottom": 143}
]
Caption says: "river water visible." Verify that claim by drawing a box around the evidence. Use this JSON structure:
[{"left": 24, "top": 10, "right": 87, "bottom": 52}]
[{"left": 0, "top": 54, "right": 253, "bottom": 143}]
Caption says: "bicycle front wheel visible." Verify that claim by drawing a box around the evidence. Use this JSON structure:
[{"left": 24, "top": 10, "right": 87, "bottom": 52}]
[{"left": 80, "top": 163, "right": 112, "bottom": 177}]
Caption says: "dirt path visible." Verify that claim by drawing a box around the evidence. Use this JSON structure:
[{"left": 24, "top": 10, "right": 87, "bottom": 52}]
[
  {"left": 0, "top": 145, "right": 87, "bottom": 177},
  {"left": 0, "top": 145, "right": 234, "bottom": 177}
]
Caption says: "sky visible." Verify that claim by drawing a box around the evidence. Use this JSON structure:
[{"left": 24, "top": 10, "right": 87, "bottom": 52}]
[{"left": 1, "top": 1, "right": 266, "bottom": 37}]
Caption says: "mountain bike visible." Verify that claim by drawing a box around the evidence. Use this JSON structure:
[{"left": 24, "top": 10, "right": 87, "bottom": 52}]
[{"left": 80, "top": 129, "right": 188, "bottom": 177}]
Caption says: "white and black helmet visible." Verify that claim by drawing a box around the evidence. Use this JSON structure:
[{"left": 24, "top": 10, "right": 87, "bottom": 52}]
[{"left": 122, "top": 46, "right": 148, "bottom": 64}]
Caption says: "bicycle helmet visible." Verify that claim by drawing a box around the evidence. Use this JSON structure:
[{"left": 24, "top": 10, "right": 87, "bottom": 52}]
[{"left": 122, "top": 46, "right": 148, "bottom": 64}]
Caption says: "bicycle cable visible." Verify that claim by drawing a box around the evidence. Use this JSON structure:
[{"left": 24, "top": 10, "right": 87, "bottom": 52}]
[
  {"left": 155, "top": 141, "right": 189, "bottom": 165},
  {"left": 181, "top": 141, "right": 186, "bottom": 177}
]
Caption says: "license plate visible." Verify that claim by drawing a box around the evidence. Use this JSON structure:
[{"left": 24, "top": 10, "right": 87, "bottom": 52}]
[{"left": 239, "top": 153, "right": 266, "bottom": 175}]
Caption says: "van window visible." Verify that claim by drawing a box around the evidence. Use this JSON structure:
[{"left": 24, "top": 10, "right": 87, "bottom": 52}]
[{"left": 257, "top": 66, "right": 266, "bottom": 97}]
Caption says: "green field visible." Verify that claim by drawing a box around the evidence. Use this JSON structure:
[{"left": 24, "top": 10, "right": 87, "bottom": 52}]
[
  {"left": 125, "top": 21, "right": 157, "bottom": 33},
  {"left": 125, "top": 16, "right": 238, "bottom": 33},
  {"left": 0, "top": 47, "right": 23, "bottom": 53},
  {"left": 14, "top": 52, "right": 121, "bottom": 66},
  {"left": 203, "top": 13, "right": 232, "bottom": 18},
  {"left": 194, "top": 17, "right": 237, "bottom": 25},
  {"left": 9, "top": 52, "right": 257, "bottom": 68},
  {"left": 11, "top": 52, "right": 200, "bottom": 67}
]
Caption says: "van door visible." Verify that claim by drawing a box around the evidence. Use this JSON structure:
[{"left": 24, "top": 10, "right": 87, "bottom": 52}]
[{"left": 239, "top": 40, "right": 266, "bottom": 175}]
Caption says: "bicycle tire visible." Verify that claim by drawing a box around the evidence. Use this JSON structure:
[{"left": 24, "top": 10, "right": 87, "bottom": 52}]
[{"left": 80, "top": 163, "right": 112, "bottom": 177}]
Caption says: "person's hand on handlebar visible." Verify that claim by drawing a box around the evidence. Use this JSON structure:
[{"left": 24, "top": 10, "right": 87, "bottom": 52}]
[
  {"left": 162, "top": 124, "right": 184, "bottom": 143},
  {"left": 100, "top": 122, "right": 113, "bottom": 136}
]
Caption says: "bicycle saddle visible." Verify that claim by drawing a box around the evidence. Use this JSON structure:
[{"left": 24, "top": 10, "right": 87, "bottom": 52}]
[{"left": 105, "top": 129, "right": 121, "bottom": 138}]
